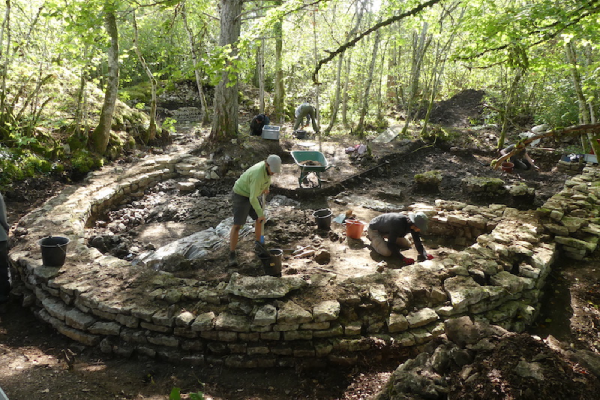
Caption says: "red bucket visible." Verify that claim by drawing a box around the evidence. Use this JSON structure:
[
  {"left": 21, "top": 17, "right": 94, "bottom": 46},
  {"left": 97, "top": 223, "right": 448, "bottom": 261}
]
[{"left": 345, "top": 220, "right": 365, "bottom": 239}]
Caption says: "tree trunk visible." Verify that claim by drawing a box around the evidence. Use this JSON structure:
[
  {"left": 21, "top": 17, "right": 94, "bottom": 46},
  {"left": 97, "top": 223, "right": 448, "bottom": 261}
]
[
  {"left": 132, "top": 11, "right": 160, "bottom": 144},
  {"left": 565, "top": 41, "right": 600, "bottom": 155},
  {"left": 342, "top": 54, "right": 352, "bottom": 129},
  {"left": 0, "top": 0, "right": 12, "bottom": 139},
  {"left": 90, "top": 4, "right": 119, "bottom": 155},
  {"left": 402, "top": 23, "right": 430, "bottom": 135},
  {"left": 273, "top": 0, "right": 284, "bottom": 123},
  {"left": 387, "top": 42, "right": 398, "bottom": 105},
  {"left": 181, "top": 1, "right": 210, "bottom": 125},
  {"left": 356, "top": 29, "right": 381, "bottom": 136},
  {"left": 325, "top": 1, "right": 364, "bottom": 135},
  {"left": 209, "top": 0, "right": 242, "bottom": 143},
  {"left": 259, "top": 39, "right": 265, "bottom": 113},
  {"left": 498, "top": 67, "right": 524, "bottom": 148}
]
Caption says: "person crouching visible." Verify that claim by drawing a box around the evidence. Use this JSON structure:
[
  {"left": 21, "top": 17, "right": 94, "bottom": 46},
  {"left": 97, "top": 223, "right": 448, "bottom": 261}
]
[{"left": 367, "top": 212, "right": 433, "bottom": 265}]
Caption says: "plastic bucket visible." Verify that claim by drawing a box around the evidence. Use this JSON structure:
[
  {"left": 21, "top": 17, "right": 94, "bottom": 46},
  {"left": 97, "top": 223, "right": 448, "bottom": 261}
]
[
  {"left": 501, "top": 162, "right": 514, "bottom": 173},
  {"left": 346, "top": 220, "right": 365, "bottom": 239},
  {"left": 313, "top": 209, "right": 332, "bottom": 230},
  {"left": 39, "top": 236, "right": 70, "bottom": 267},
  {"left": 267, "top": 249, "right": 283, "bottom": 277}
]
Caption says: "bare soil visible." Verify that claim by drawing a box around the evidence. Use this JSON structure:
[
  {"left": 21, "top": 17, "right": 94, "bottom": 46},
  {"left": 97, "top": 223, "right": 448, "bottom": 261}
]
[{"left": 2, "top": 92, "right": 600, "bottom": 399}]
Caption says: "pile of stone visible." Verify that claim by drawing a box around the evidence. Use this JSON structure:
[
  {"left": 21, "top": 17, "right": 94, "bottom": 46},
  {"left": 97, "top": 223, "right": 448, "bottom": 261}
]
[{"left": 538, "top": 165, "right": 600, "bottom": 259}]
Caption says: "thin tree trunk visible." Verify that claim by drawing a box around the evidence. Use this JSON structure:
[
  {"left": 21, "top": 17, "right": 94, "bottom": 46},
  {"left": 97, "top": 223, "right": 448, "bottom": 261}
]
[
  {"left": 209, "top": 0, "right": 242, "bottom": 142},
  {"left": 356, "top": 29, "right": 381, "bottom": 136},
  {"left": 0, "top": 0, "right": 12, "bottom": 138},
  {"left": 342, "top": 54, "right": 352, "bottom": 129},
  {"left": 498, "top": 67, "right": 523, "bottom": 148},
  {"left": 402, "top": 23, "right": 430, "bottom": 135},
  {"left": 90, "top": 3, "right": 119, "bottom": 155},
  {"left": 259, "top": 39, "right": 265, "bottom": 113},
  {"left": 132, "top": 11, "right": 160, "bottom": 143},
  {"left": 325, "top": 1, "right": 365, "bottom": 135},
  {"left": 565, "top": 40, "right": 599, "bottom": 154},
  {"left": 181, "top": 1, "right": 210, "bottom": 124},
  {"left": 420, "top": 4, "right": 464, "bottom": 136},
  {"left": 273, "top": 0, "right": 284, "bottom": 122}
]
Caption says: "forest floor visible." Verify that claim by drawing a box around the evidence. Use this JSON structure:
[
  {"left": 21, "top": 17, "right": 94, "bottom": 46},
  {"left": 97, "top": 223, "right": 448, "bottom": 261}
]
[{"left": 2, "top": 90, "right": 600, "bottom": 399}]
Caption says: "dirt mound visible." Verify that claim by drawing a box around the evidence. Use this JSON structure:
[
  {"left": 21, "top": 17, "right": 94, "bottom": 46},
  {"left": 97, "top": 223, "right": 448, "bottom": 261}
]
[{"left": 424, "top": 89, "right": 486, "bottom": 127}]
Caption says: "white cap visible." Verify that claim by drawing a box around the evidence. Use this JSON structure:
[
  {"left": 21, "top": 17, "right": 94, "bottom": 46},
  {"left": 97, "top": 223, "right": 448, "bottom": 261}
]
[{"left": 266, "top": 155, "right": 281, "bottom": 173}]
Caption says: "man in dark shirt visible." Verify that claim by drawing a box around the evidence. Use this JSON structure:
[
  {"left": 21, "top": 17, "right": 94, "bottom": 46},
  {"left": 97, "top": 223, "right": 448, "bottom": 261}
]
[
  {"left": 249, "top": 114, "right": 270, "bottom": 136},
  {"left": 367, "top": 212, "right": 433, "bottom": 265}
]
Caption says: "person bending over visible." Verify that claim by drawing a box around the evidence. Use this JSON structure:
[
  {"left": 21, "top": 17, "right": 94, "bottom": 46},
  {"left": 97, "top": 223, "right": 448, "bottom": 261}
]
[
  {"left": 500, "top": 143, "right": 539, "bottom": 170},
  {"left": 367, "top": 212, "right": 433, "bottom": 265},
  {"left": 229, "top": 155, "right": 281, "bottom": 267}
]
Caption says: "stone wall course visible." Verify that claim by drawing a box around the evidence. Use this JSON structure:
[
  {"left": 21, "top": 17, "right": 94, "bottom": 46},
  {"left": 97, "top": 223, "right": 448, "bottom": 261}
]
[{"left": 11, "top": 147, "right": 600, "bottom": 368}]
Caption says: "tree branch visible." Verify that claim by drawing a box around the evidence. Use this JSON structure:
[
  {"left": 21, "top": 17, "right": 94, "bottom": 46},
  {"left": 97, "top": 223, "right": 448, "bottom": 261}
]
[{"left": 312, "top": 0, "right": 444, "bottom": 84}]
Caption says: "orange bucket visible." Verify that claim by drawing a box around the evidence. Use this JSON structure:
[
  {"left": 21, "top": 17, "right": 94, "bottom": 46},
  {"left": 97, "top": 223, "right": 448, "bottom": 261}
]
[{"left": 346, "top": 220, "right": 365, "bottom": 239}]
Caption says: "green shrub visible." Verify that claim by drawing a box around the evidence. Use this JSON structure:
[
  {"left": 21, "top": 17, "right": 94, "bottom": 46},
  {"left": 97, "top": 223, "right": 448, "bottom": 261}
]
[{"left": 70, "top": 149, "right": 103, "bottom": 177}]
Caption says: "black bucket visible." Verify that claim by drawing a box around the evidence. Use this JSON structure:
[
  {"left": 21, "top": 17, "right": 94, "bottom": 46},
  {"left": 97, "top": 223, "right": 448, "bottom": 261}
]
[
  {"left": 267, "top": 249, "right": 283, "bottom": 277},
  {"left": 39, "top": 236, "right": 70, "bottom": 267},
  {"left": 313, "top": 209, "right": 332, "bottom": 230},
  {"left": 295, "top": 130, "right": 307, "bottom": 139}
]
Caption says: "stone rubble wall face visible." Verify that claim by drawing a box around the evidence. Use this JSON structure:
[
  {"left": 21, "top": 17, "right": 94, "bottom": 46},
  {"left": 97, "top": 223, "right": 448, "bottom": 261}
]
[{"left": 10, "top": 154, "right": 599, "bottom": 368}]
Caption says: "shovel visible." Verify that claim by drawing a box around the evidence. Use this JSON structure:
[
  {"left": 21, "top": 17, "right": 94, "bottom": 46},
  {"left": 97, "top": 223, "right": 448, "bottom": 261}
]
[{"left": 260, "top": 193, "right": 266, "bottom": 244}]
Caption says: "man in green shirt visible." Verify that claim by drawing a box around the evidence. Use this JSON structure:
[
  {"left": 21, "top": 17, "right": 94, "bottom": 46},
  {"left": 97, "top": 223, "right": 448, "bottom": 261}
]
[{"left": 229, "top": 155, "right": 282, "bottom": 267}]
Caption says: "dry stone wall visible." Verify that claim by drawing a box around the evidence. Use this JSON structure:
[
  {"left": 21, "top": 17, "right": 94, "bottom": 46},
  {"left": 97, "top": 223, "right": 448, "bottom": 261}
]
[{"left": 9, "top": 152, "right": 598, "bottom": 369}]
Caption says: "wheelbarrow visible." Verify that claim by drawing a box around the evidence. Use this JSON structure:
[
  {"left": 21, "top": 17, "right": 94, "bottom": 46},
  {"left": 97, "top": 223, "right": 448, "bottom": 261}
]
[{"left": 291, "top": 150, "right": 331, "bottom": 188}]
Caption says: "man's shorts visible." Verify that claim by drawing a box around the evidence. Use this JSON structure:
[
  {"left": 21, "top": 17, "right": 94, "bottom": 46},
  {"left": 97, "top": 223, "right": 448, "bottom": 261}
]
[{"left": 232, "top": 191, "right": 259, "bottom": 225}]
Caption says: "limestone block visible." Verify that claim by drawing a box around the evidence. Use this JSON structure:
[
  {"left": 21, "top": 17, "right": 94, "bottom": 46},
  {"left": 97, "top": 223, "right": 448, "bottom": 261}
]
[
  {"left": 215, "top": 312, "right": 250, "bottom": 332},
  {"left": 65, "top": 308, "right": 97, "bottom": 330},
  {"left": 444, "top": 276, "right": 490, "bottom": 309},
  {"left": 301, "top": 321, "right": 330, "bottom": 330},
  {"left": 89, "top": 321, "right": 121, "bottom": 336},
  {"left": 284, "top": 330, "right": 313, "bottom": 341},
  {"left": 147, "top": 334, "right": 179, "bottom": 347},
  {"left": 273, "top": 324, "right": 300, "bottom": 332},
  {"left": 260, "top": 332, "right": 281, "bottom": 341},
  {"left": 406, "top": 308, "right": 439, "bottom": 328},
  {"left": 140, "top": 321, "right": 171, "bottom": 333},
  {"left": 490, "top": 271, "right": 525, "bottom": 294},
  {"left": 543, "top": 223, "right": 569, "bottom": 236},
  {"left": 550, "top": 209, "right": 564, "bottom": 221},
  {"left": 313, "top": 300, "right": 341, "bottom": 322},
  {"left": 42, "top": 297, "right": 69, "bottom": 321},
  {"left": 254, "top": 304, "right": 277, "bottom": 326},
  {"left": 388, "top": 313, "right": 409, "bottom": 333},
  {"left": 368, "top": 284, "right": 387, "bottom": 305},
  {"left": 277, "top": 301, "right": 312, "bottom": 324},
  {"left": 191, "top": 311, "right": 215, "bottom": 332},
  {"left": 561, "top": 216, "right": 587, "bottom": 233},
  {"left": 344, "top": 322, "right": 362, "bottom": 336},
  {"left": 175, "top": 311, "right": 195, "bottom": 327},
  {"left": 225, "top": 273, "right": 308, "bottom": 299},
  {"left": 238, "top": 332, "right": 260, "bottom": 341},
  {"left": 555, "top": 236, "right": 597, "bottom": 252}
]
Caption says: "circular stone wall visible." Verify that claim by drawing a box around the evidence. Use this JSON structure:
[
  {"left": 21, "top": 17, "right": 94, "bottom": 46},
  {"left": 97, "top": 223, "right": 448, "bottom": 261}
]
[{"left": 10, "top": 151, "right": 600, "bottom": 369}]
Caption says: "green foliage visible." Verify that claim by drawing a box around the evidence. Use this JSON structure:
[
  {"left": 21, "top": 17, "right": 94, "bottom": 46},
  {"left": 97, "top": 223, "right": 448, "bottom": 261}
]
[
  {"left": 71, "top": 149, "right": 103, "bottom": 177},
  {"left": 0, "top": 149, "right": 54, "bottom": 185},
  {"left": 169, "top": 387, "right": 204, "bottom": 400},
  {"left": 414, "top": 170, "right": 442, "bottom": 185},
  {"left": 421, "top": 126, "right": 461, "bottom": 142},
  {"left": 162, "top": 118, "right": 178, "bottom": 133}
]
